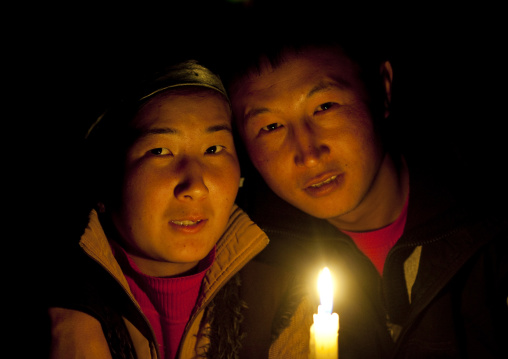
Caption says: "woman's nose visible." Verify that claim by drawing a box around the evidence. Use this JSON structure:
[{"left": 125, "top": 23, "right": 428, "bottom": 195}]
[{"left": 173, "top": 160, "right": 209, "bottom": 201}]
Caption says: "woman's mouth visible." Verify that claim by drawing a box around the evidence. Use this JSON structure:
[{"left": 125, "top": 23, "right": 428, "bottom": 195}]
[
  {"left": 171, "top": 219, "right": 203, "bottom": 226},
  {"left": 169, "top": 219, "right": 207, "bottom": 233}
]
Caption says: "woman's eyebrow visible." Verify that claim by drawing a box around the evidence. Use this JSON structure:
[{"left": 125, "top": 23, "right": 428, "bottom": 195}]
[
  {"left": 135, "top": 124, "right": 231, "bottom": 139},
  {"left": 136, "top": 127, "right": 179, "bottom": 139},
  {"left": 206, "top": 124, "right": 232, "bottom": 133}
]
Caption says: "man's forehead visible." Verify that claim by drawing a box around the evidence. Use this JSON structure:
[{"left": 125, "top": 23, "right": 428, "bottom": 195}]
[
  {"left": 234, "top": 51, "right": 357, "bottom": 102},
  {"left": 248, "top": 48, "right": 356, "bottom": 83}
]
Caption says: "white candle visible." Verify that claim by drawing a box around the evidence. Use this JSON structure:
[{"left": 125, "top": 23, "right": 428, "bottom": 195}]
[{"left": 309, "top": 267, "right": 339, "bottom": 359}]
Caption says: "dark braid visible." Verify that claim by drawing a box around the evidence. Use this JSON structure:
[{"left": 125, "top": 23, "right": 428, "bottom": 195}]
[
  {"left": 101, "top": 304, "right": 137, "bottom": 359},
  {"left": 204, "top": 273, "right": 247, "bottom": 359}
]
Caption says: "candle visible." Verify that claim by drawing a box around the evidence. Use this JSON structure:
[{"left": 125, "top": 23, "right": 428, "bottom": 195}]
[{"left": 309, "top": 267, "right": 339, "bottom": 359}]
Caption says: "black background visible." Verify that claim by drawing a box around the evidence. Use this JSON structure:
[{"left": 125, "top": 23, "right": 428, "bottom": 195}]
[
  {"left": 7, "top": 0, "right": 506, "bottom": 354},
  {"left": 19, "top": 1, "right": 504, "bottom": 207}
]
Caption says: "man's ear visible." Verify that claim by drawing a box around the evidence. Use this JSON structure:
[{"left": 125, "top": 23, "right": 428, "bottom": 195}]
[{"left": 380, "top": 61, "right": 393, "bottom": 119}]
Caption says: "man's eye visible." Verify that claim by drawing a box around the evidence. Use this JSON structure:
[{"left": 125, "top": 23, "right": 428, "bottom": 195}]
[
  {"left": 261, "top": 123, "right": 283, "bottom": 132},
  {"left": 149, "top": 148, "right": 171, "bottom": 156},
  {"left": 205, "top": 145, "right": 225, "bottom": 154},
  {"left": 315, "top": 102, "right": 336, "bottom": 112}
]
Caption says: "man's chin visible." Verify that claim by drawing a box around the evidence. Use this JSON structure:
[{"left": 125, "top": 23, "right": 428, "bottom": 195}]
[{"left": 288, "top": 198, "right": 351, "bottom": 220}]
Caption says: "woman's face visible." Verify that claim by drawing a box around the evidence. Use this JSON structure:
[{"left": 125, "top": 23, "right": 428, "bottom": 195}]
[{"left": 111, "top": 90, "right": 240, "bottom": 277}]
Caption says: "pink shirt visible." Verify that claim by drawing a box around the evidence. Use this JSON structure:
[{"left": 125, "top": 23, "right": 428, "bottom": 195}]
[
  {"left": 111, "top": 243, "right": 215, "bottom": 359},
  {"left": 341, "top": 196, "right": 409, "bottom": 276}
]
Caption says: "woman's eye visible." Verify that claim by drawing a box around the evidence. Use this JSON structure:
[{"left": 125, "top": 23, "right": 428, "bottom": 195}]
[
  {"left": 205, "top": 145, "right": 225, "bottom": 154},
  {"left": 149, "top": 148, "right": 171, "bottom": 156},
  {"left": 261, "top": 123, "right": 283, "bottom": 132},
  {"left": 316, "top": 102, "right": 336, "bottom": 112}
]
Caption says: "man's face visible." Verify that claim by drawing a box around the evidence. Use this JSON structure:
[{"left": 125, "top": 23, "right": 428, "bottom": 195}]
[
  {"left": 231, "top": 47, "right": 389, "bottom": 222},
  {"left": 112, "top": 91, "right": 240, "bottom": 277}
]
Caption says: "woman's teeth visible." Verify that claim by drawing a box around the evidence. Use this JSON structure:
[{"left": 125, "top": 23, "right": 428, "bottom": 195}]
[
  {"left": 311, "top": 175, "right": 337, "bottom": 188},
  {"left": 171, "top": 220, "right": 201, "bottom": 226}
]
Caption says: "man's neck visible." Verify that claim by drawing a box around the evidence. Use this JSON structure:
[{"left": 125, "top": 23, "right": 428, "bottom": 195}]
[{"left": 327, "top": 154, "right": 409, "bottom": 232}]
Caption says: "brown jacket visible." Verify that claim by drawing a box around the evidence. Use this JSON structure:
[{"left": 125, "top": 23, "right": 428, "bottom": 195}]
[{"left": 48, "top": 205, "right": 313, "bottom": 358}]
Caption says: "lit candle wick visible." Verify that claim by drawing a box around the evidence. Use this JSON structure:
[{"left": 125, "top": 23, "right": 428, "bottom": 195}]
[
  {"left": 318, "top": 267, "right": 333, "bottom": 314},
  {"left": 309, "top": 267, "right": 339, "bottom": 359}
]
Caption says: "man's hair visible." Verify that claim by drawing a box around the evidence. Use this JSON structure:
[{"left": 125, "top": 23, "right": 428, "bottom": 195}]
[
  {"left": 221, "top": 2, "right": 399, "bottom": 169},
  {"left": 223, "top": 3, "right": 392, "bottom": 93}
]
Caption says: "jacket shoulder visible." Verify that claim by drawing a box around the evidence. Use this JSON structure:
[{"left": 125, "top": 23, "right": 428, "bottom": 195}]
[
  {"left": 48, "top": 307, "right": 113, "bottom": 359},
  {"left": 47, "top": 249, "right": 146, "bottom": 359}
]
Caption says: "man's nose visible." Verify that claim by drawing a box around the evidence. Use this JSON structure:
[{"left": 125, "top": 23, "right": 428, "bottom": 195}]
[
  {"left": 174, "top": 160, "right": 209, "bottom": 201},
  {"left": 292, "top": 123, "right": 329, "bottom": 167}
]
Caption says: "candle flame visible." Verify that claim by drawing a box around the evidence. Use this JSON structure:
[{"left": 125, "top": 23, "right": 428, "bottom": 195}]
[{"left": 318, "top": 267, "right": 333, "bottom": 314}]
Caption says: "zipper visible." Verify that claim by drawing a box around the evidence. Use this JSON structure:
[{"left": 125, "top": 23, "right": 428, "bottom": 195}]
[
  {"left": 388, "top": 228, "right": 467, "bottom": 357},
  {"left": 383, "top": 228, "right": 459, "bottom": 279},
  {"left": 176, "top": 235, "right": 268, "bottom": 359}
]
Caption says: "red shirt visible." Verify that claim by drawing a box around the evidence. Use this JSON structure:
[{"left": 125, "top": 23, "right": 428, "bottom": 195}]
[
  {"left": 111, "top": 243, "right": 215, "bottom": 359},
  {"left": 341, "top": 196, "right": 409, "bottom": 276}
]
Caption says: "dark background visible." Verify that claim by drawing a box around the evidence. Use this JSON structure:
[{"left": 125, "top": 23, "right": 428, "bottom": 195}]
[
  {"left": 22, "top": 0, "right": 504, "bottom": 205},
  {"left": 7, "top": 0, "right": 505, "bottom": 354}
]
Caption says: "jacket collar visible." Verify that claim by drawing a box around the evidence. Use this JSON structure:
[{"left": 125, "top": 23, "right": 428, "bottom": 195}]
[
  {"left": 78, "top": 205, "right": 269, "bottom": 307},
  {"left": 198, "top": 205, "right": 270, "bottom": 306},
  {"left": 79, "top": 209, "right": 131, "bottom": 292}
]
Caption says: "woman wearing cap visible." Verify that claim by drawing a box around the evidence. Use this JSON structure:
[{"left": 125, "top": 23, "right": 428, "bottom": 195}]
[{"left": 46, "top": 60, "right": 312, "bottom": 359}]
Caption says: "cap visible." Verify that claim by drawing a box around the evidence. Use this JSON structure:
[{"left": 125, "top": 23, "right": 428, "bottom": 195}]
[
  {"left": 139, "top": 59, "right": 228, "bottom": 101},
  {"left": 86, "top": 59, "right": 228, "bottom": 138}
]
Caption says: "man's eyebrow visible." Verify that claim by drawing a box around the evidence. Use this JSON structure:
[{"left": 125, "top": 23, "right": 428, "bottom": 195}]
[
  {"left": 243, "top": 80, "right": 351, "bottom": 123},
  {"left": 307, "top": 79, "right": 350, "bottom": 98},
  {"left": 243, "top": 108, "right": 270, "bottom": 123}
]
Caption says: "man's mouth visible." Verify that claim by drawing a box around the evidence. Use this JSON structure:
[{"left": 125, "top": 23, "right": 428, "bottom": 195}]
[
  {"left": 309, "top": 175, "right": 338, "bottom": 188},
  {"left": 303, "top": 173, "right": 343, "bottom": 197}
]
